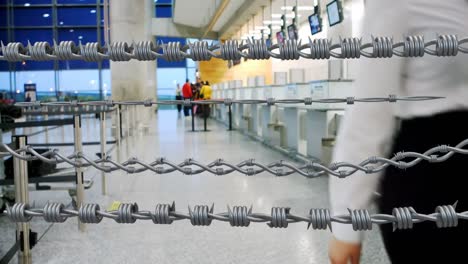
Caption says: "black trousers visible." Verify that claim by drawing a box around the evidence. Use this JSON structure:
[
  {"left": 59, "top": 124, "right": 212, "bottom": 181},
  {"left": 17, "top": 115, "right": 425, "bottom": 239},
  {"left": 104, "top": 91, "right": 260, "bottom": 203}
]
[
  {"left": 176, "top": 95, "right": 182, "bottom": 112},
  {"left": 183, "top": 98, "right": 191, "bottom": 116},
  {"left": 378, "top": 110, "right": 468, "bottom": 263}
]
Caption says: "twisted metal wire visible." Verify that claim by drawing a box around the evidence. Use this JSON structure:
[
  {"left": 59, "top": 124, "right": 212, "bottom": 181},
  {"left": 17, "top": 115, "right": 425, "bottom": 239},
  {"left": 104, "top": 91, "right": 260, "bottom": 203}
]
[
  {"left": 2, "top": 34, "right": 468, "bottom": 62},
  {"left": 13, "top": 95, "right": 443, "bottom": 108},
  {"left": 6, "top": 202, "right": 468, "bottom": 231},
  {"left": 1, "top": 138, "right": 468, "bottom": 178}
]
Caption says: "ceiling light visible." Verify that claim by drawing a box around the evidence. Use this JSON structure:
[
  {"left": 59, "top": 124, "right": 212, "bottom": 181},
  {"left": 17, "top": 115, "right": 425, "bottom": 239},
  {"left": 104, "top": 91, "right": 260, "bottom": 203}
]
[
  {"left": 263, "top": 20, "right": 283, "bottom": 25},
  {"left": 249, "top": 30, "right": 261, "bottom": 34},
  {"left": 42, "top": 13, "right": 50, "bottom": 18},
  {"left": 90, "top": 9, "right": 96, "bottom": 14},
  {"left": 272, "top": 13, "right": 296, "bottom": 18},
  {"left": 59, "top": 21, "right": 64, "bottom": 25},
  {"left": 78, "top": 36, "right": 83, "bottom": 40},
  {"left": 69, "top": 29, "right": 74, "bottom": 32},
  {"left": 24, "top": 3, "right": 30, "bottom": 7},
  {"left": 281, "top": 6, "right": 314, "bottom": 11}
]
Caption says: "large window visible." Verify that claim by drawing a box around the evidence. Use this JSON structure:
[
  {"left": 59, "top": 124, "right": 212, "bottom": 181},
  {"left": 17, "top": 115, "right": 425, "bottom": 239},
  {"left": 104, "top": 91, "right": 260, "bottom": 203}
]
[
  {"left": 155, "top": 0, "right": 172, "bottom": 18},
  {"left": 0, "top": 0, "right": 107, "bottom": 101}
]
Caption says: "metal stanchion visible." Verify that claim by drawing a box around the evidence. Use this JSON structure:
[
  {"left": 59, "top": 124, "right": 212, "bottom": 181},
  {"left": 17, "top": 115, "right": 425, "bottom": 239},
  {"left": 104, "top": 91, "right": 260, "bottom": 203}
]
[
  {"left": 191, "top": 105, "right": 195, "bottom": 132},
  {"left": 132, "top": 105, "right": 137, "bottom": 134},
  {"left": 228, "top": 105, "right": 233, "bottom": 131},
  {"left": 73, "top": 115, "right": 85, "bottom": 232},
  {"left": 203, "top": 105, "right": 209, "bottom": 132},
  {"left": 44, "top": 106, "right": 49, "bottom": 144},
  {"left": 117, "top": 105, "right": 122, "bottom": 144},
  {"left": 204, "top": 113, "right": 207, "bottom": 131},
  {"left": 100, "top": 112, "right": 107, "bottom": 195},
  {"left": 125, "top": 105, "right": 130, "bottom": 137},
  {"left": 13, "top": 136, "right": 32, "bottom": 264}
]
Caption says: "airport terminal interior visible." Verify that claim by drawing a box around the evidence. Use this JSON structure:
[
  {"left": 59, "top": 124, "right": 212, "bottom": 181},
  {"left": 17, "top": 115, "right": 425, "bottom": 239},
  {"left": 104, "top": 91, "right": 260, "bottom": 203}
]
[{"left": 1, "top": 0, "right": 468, "bottom": 263}]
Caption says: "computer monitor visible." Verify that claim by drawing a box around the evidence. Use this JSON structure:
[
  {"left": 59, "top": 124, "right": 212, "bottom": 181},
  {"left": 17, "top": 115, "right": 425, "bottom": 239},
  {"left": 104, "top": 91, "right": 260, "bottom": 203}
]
[
  {"left": 327, "top": 0, "right": 343, "bottom": 27},
  {"left": 276, "top": 31, "right": 285, "bottom": 44},
  {"left": 308, "top": 13, "right": 322, "bottom": 35},
  {"left": 287, "top": 24, "right": 298, "bottom": 40}
]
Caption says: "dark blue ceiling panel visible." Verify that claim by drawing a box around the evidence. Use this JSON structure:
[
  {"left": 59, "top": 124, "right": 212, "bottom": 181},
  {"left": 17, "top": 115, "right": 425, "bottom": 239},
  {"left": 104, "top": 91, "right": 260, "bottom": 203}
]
[
  {"left": 58, "top": 7, "right": 98, "bottom": 26},
  {"left": 13, "top": 7, "right": 53, "bottom": 26}
]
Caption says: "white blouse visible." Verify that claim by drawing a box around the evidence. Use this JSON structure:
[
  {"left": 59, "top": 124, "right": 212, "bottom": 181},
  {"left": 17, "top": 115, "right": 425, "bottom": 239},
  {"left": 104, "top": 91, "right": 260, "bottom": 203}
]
[{"left": 329, "top": 0, "right": 468, "bottom": 243}]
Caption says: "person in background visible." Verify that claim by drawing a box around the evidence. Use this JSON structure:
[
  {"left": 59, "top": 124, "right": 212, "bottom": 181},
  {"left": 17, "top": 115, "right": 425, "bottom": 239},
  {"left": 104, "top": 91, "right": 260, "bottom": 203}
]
[
  {"left": 175, "top": 83, "right": 182, "bottom": 113},
  {"left": 25, "top": 94, "right": 31, "bottom": 102},
  {"left": 181, "top": 79, "right": 192, "bottom": 117},
  {"left": 192, "top": 82, "right": 202, "bottom": 115},
  {"left": 328, "top": 1, "right": 468, "bottom": 263},
  {"left": 200, "top": 81, "right": 212, "bottom": 100},
  {"left": 200, "top": 81, "right": 212, "bottom": 118}
]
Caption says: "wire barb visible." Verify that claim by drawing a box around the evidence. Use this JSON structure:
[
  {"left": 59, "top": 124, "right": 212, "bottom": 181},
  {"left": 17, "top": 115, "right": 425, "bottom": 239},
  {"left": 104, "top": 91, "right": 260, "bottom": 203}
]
[
  {"left": 2, "top": 35, "right": 468, "bottom": 62},
  {"left": 13, "top": 95, "right": 444, "bottom": 108},
  {"left": 6, "top": 202, "right": 468, "bottom": 231},
  {"left": 2, "top": 138, "right": 468, "bottom": 177}
]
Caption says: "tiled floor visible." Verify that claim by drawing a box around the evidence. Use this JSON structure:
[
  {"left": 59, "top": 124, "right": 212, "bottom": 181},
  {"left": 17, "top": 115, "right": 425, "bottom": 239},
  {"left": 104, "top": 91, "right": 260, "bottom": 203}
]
[{"left": 0, "top": 110, "right": 389, "bottom": 264}]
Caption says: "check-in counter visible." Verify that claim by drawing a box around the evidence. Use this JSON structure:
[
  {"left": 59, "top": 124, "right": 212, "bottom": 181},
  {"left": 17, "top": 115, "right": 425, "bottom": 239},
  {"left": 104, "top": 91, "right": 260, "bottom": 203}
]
[{"left": 212, "top": 79, "right": 353, "bottom": 162}]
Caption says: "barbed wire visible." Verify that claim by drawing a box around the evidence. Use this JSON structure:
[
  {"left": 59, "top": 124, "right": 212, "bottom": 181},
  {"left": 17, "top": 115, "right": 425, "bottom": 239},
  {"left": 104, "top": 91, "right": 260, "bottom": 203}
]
[
  {"left": 5, "top": 201, "right": 467, "bottom": 231},
  {"left": 1, "top": 35, "right": 468, "bottom": 62},
  {"left": 13, "top": 95, "right": 443, "bottom": 108},
  {"left": 1, "top": 138, "right": 468, "bottom": 177}
]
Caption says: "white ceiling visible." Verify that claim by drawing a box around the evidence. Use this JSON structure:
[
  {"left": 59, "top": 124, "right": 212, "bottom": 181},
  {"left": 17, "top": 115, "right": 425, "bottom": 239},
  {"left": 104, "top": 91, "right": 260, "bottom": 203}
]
[
  {"left": 212, "top": 0, "right": 246, "bottom": 32},
  {"left": 172, "top": 0, "right": 222, "bottom": 28},
  {"left": 172, "top": 0, "right": 323, "bottom": 39}
]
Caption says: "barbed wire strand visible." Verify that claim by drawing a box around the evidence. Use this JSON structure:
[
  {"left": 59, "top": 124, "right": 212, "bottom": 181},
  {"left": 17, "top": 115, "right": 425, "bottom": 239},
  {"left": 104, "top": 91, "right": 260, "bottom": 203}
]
[
  {"left": 5, "top": 202, "right": 468, "bottom": 231},
  {"left": 13, "top": 95, "right": 444, "bottom": 108},
  {"left": 1, "top": 35, "right": 468, "bottom": 62},
  {"left": 1, "top": 138, "right": 468, "bottom": 177}
]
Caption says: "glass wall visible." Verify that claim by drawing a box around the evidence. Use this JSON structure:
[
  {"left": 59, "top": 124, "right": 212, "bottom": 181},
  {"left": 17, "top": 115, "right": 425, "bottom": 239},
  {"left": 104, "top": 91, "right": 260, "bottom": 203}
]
[
  {"left": 1, "top": 0, "right": 209, "bottom": 104},
  {"left": 0, "top": 0, "right": 106, "bottom": 102}
]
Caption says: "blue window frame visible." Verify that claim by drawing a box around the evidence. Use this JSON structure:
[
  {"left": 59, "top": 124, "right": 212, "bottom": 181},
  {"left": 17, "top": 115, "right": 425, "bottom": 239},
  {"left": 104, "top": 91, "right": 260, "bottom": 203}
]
[
  {"left": 0, "top": 30, "right": 7, "bottom": 43},
  {"left": 59, "top": 28, "right": 97, "bottom": 44},
  {"left": 13, "top": 0, "right": 51, "bottom": 5},
  {"left": 15, "top": 60, "right": 55, "bottom": 71},
  {"left": 0, "top": 29, "right": 8, "bottom": 71},
  {"left": 59, "top": 28, "right": 99, "bottom": 69},
  {"left": 0, "top": 8, "right": 7, "bottom": 27},
  {"left": 156, "top": 6, "right": 172, "bottom": 18},
  {"left": 157, "top": 37, "right": 186, "bottom": 68},
  {"left": 13, "top": 7, "right": 53, "bottom": 27},
  {"left": 58, "top": 7, "right": 98, "bottom": 26},
  {"left": 14, "top": 29, "right": 53, "bottom": 44},
  {"left": 57, "top": 0, "right": 102, "bottom": 4},
  {"left": 13, "top": 29, "right": 55, "bottom": 70}
]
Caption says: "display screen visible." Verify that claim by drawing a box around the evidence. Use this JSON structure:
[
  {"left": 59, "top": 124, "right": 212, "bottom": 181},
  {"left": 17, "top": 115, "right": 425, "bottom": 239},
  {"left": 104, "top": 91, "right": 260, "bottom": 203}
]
[
  {"left": 287, "top": 24, "right": 298, "bottom": 40},
  {"left": 276, "top": 31, "right": 285, "bottom": 44},
  {"left": 308, "top": 14, "right": 322, "bottom": 35},
  {"left": 327, "top": 0, "right": 343, "bottom": 26}
]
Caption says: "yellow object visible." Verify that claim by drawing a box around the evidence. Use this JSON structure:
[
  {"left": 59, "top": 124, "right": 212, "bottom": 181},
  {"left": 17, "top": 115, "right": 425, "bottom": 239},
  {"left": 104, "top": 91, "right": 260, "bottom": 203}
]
[
  {"left": 200, "top": 85, "right": 212, "bottom": 99},
  {"left": 108, "top": 201, "right": 121, "bottom": 211}
]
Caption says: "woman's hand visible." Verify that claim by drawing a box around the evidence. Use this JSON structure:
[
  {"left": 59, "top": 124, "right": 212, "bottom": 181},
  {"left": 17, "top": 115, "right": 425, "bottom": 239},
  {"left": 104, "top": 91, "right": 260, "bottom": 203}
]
[{"left": 329, "top": 237, "right": 362, "bottom": 264}]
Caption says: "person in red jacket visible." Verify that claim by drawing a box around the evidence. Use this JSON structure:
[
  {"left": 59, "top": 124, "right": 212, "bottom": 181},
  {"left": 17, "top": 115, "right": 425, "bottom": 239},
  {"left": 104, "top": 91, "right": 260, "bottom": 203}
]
[{"left": 181, "top": 79, "right": 192, "bottom": 116}]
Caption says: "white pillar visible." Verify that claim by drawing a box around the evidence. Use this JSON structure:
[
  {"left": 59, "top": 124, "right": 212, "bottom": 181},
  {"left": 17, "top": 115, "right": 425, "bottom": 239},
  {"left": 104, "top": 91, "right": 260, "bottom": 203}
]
[{"left": 110, "top": 0, "right": 157, "bottom": 128}]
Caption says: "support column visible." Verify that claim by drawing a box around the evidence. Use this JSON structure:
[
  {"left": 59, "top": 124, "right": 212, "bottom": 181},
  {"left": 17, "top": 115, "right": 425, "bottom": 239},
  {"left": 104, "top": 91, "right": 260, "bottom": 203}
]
[
  {"left": 110, "top": 0, "right": 156, "bottom": 130},
  {"left": 73, "top": 116, "right": 85, "bottom": 232},
  {"left": 13, "top": 136, "right": 32, "bottom": 264}
]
